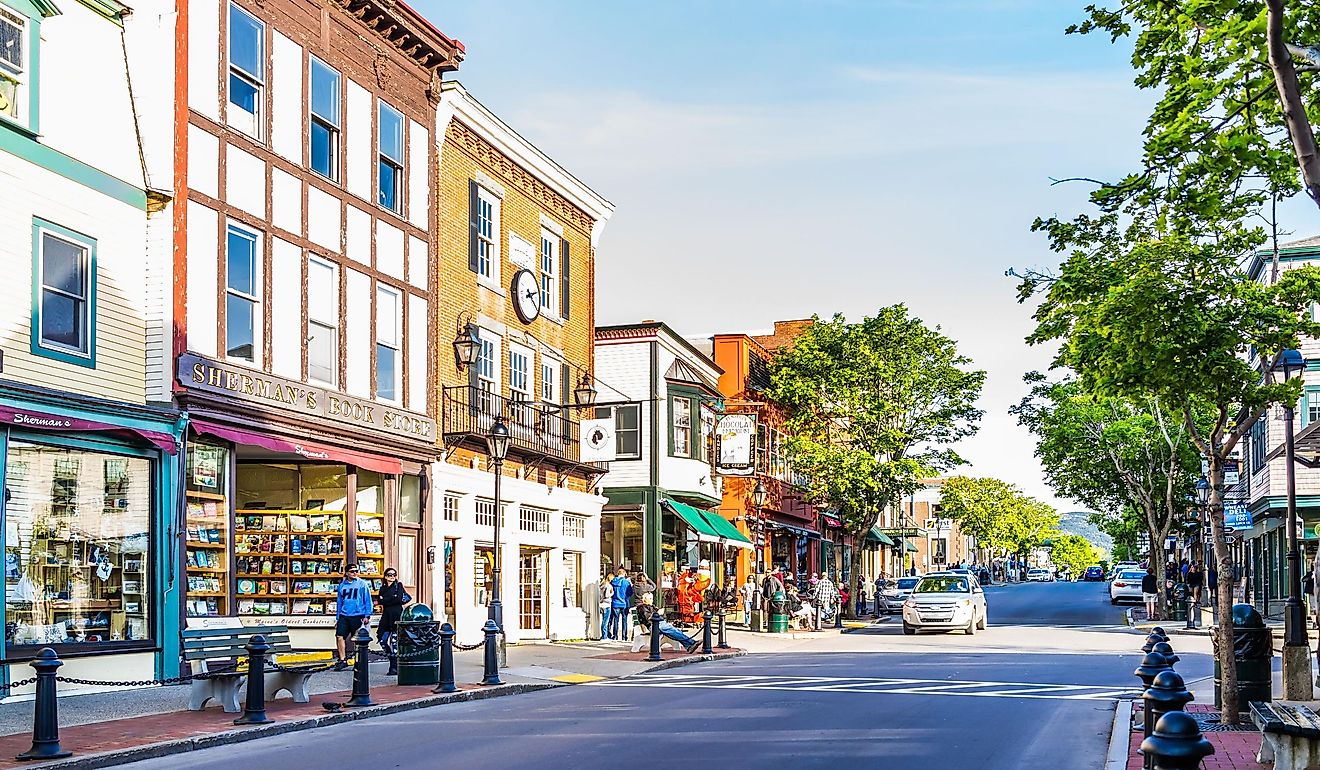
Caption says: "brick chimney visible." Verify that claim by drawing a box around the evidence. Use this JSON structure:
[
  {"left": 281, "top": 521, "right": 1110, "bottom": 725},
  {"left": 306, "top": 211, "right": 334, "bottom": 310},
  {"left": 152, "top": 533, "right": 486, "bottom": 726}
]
[{"left": 753, "top": 318, "right": 814, "bottom": 352}]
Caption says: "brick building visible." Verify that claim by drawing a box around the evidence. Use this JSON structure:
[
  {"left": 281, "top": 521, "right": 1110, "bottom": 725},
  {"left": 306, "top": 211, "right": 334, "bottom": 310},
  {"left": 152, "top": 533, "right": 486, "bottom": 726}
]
[{"left": 432, "top": 81, "right": 614, "bottom": 645}]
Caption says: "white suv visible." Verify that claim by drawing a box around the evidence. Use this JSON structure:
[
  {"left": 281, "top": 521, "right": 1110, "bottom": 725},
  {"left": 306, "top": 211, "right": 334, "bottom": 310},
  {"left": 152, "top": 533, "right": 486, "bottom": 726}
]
[{"left": 902, "top": 574, "right": 988, "bottom": 635}]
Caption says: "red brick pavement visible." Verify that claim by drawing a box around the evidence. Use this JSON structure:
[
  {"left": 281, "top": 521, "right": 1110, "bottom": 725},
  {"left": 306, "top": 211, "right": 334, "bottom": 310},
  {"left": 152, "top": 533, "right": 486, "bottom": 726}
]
[
  {"left": 1127, "top": 703, "right": 1265, "bottom": 770},
  {"left": 0, "top": 682, "right": 482, "bottom": 767}
]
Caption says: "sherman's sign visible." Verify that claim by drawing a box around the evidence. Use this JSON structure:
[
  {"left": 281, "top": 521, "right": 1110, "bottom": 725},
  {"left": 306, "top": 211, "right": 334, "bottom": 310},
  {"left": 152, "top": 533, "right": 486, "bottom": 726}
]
[{"left": 178, "top": 354, "right": 435, "bottom": 443}]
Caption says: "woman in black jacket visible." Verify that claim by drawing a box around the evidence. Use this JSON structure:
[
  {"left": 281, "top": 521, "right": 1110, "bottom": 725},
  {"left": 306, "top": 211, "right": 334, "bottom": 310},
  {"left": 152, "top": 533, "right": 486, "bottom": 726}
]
[{"left": 377, "top": 568, "right": 409, "bottom": 676}]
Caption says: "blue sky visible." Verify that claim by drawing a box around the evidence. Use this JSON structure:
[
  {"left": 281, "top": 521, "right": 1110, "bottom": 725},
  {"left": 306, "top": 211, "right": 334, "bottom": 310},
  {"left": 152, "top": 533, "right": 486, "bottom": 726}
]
[{"left": 414, "top": 0, "right": 1317, "bottom": 513}]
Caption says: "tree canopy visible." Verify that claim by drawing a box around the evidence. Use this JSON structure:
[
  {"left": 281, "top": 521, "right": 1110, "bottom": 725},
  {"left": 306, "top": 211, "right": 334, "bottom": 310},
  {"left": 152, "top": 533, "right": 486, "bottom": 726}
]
[
  {"left": 1049, "top": 533, "right": 1107, "bottom": 578},
  {"left": 764, "top": 308, "right": 985, "bottom": 537},
  {"left": 938, "top": 476, "right": 1061, "bottom": 557}
]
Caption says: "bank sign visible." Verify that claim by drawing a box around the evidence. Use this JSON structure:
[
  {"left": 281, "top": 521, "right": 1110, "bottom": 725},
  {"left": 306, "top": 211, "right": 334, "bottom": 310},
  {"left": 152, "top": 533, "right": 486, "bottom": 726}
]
[{"left": 178, "top": 354, "right": 435, "bottom": 443}]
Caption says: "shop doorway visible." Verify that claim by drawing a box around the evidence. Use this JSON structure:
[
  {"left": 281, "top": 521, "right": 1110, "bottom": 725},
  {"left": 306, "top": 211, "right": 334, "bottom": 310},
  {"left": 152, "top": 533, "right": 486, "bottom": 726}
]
[
  {"left": 518, "top": 548, "right": 547, "bottom": 636},
  {"left": 600, "top": 512, "right": 644, "bottom": 575},
  {"left": 443, "top": 538, "right": 457, "bottom": 627}
]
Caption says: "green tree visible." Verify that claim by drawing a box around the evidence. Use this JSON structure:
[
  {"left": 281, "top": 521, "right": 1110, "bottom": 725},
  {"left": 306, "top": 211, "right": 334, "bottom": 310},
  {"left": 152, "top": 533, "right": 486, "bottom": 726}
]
[
  {"left": 1020, "top": 232, "right": 1320, "bottom": 723},
  {"left": 765, "top": 308, "right": 985, "bottom": 538},
  {"left": 1050, "top": 533, "right": 1106, "bottom": 579},
  {"left": 1011, "top": 373, "right": 1201, "bottom": 609},
  {"left": 1090, "top": 507, "right": 1144, "bottom": 563},
  {"left": 938, "top": 477, "right": 1062, "bottom": 569}
]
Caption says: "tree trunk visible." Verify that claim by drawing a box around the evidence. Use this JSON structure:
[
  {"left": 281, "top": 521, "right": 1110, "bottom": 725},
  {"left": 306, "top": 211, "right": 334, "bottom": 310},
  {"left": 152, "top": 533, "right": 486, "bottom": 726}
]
[
  {"left": 1207, "top": 454, "right": 1241, "bottom": 724},
  {"left": 1266, "top": 0, "right": 1320, "bottom": 209}
]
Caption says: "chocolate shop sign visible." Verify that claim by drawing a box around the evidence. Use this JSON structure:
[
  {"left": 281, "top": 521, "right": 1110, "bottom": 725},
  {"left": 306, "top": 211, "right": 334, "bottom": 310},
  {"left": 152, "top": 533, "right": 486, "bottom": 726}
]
[{"left": 179, "top": 354, "right": 435, "bottom": 442}]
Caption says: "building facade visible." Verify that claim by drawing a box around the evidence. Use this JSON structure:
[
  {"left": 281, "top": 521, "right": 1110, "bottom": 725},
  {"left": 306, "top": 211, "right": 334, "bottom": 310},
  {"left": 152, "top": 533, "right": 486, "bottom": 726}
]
[
  {"left": 432, "top": 82, "right": 613, "bottom": 645},
  {"left": 173, "top": 0, "right": 460, "bottom": 647},
  {"left": 0, "top": 0, "right": 187, "bottom": 687}
]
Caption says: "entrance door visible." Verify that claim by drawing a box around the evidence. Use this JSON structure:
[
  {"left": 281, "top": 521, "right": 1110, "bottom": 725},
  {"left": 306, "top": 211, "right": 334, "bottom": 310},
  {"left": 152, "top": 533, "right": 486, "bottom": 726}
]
[{"left": 519, "top": 548, "right": 546, "bottom": 636}]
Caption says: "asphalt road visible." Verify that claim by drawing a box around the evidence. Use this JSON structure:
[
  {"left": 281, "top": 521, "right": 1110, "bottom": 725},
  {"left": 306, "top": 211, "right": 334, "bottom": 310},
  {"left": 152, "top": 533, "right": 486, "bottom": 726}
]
[{"left": 119, "top": 581, "right": 1207, "bottom": 770}]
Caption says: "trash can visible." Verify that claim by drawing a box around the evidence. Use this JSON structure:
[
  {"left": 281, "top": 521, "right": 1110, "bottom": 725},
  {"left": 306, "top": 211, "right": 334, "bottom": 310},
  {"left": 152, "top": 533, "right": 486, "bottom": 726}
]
[
  {"left": 1168, "top": 583, "right": 1188, "bottom": 622},
  {"left": 769, "top": 590, "right": 789, "bottom": 633},
  {"left": 1212, "top": 603, "right": 1272, "bottom": 708},
  {"left": 396, "top": 604, "right": 440, "bottom": 686}
]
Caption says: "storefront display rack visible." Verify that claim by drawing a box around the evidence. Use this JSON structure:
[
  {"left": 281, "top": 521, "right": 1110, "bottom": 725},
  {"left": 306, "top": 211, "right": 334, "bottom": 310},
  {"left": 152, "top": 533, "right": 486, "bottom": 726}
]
[
  {"left": 354, "top": 510, "right": 385, "bottom": 591},
  {"left": 234, "top": 509, "right": 347, "bottom": 616},
  {"left": 185, "top": 490, "right": 229, "bottom": 617}
]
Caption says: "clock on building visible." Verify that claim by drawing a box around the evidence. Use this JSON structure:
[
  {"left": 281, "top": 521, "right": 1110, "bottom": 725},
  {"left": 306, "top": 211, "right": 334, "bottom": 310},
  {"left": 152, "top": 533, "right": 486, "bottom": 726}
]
[{"left": 511, "top": 269, "right": 540, "bottom": 323}]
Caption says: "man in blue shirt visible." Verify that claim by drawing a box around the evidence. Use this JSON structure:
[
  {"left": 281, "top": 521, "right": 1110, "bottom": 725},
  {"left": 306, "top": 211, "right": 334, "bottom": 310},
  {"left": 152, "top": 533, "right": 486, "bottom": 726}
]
[
  {"left": 334, "top": 563, "right": 374, "bottom": 670},
  {"left": 608, "top": 568, "right": 633, "bottom": 640}
]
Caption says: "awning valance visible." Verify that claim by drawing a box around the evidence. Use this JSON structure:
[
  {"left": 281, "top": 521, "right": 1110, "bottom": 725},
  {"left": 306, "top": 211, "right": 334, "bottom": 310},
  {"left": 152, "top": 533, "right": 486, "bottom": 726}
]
[
  {"left": 191, "top": 420, "right": 403, "bottom": 475},
  {"left": 903, "top": 541, "right": 919, "bottom": 553},
  {"left": 865, "top": 527, "right": 895, "bottom": 546},
  {"left": 0, "top": 404, "right": 178, "bottom": 454},
  {"left": 699, "top": 509, "right": 753, "bottom": 550},
  {"left": 662, "top": 499, "right": 721, "bottom": 543},
  {"left": 766, "top": 520, "right": 821, "bottom": 539}
]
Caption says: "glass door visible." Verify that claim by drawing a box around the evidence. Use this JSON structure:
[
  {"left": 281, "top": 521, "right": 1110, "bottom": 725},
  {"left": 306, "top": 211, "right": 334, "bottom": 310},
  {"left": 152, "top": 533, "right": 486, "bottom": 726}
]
[{"left": 518, "top": 548, "right": 545, "bottom": 635}]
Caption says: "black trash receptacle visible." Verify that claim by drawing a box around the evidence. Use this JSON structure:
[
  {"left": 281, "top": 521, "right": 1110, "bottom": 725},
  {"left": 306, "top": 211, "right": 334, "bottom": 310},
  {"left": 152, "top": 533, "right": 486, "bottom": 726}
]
[
  {"left": 1212, "top": 603, "right": 1272, "bottom": 708},
  {"left": 1168, "top": 584, "right": 1188, "bottom": 622},
  {"left": 769, "top": 591, "right": 789, "bottom": 633},
  {"left": 396, "top": 604, "right": 440, "bottom": 686}
]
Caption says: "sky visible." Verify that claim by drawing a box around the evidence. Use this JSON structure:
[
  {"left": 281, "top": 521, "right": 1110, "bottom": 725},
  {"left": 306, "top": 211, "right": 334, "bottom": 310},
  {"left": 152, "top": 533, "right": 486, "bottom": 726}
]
[{"left": 413, "top": 0, "right": 1317, "bottom": 514}]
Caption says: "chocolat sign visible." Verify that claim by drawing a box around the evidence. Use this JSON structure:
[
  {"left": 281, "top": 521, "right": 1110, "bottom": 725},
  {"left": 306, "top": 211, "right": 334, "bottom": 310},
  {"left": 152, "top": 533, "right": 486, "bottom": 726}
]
[{"left": 179, "top": 354, "right": 435, "bottom": 443}]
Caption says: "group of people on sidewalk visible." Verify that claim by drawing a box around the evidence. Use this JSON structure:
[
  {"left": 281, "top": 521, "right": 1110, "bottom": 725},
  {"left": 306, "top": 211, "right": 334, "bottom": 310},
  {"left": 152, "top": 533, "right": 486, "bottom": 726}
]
[
  {"left": 331, "top": 562, "right": 411, "bottom": 674},
  {"left": 1139, "top": 559, "right": 1206, "bottom": 622},
  {"left": 598, "top": 566, "right": 707, "bottom": 653}
]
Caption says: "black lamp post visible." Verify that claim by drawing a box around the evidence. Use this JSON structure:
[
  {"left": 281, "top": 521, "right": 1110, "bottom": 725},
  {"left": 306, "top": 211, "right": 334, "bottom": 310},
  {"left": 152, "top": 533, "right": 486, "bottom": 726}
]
[
  {"left": 486, "top": 415, "right": 511, "bottom": 666},
  {"left": 751, "top": 480, "right": 768, "bottom": 632},
  {"left": 1274, "top": 349, "right": 1307, "bottom": 659}
]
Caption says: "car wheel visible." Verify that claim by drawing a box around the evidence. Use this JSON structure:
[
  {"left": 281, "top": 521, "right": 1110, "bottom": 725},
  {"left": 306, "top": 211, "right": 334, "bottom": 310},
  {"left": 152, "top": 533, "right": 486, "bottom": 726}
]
[
  {"left": 977, "top": 613, "right": 987, "bottom": 630},
  {"left": 1110, "top": 597, "right": 1118, "bottom": 605},
  {"left": 902, "top": 622, "right": 916, "bottom": 635},
  {"left": 965, "top": 618, "right": 976, "bottom": 636}
]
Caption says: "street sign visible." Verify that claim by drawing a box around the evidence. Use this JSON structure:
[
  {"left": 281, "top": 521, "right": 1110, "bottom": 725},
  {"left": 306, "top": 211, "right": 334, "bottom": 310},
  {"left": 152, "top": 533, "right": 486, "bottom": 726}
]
[
  {"left": 878, "top": 527, "right": 926, "bottom": 539},
  {"left": 1223, "top": 460, "right": 1240, "bottom": 487}
]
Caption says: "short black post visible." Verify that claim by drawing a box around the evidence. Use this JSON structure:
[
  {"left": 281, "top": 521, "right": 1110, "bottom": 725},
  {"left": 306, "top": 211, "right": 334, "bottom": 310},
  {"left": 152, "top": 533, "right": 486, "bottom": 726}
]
[
  {"left": 233, "top": 634, "right": 273, "bottom": 725},
  {"left": 1141, "top": 711, "right": 1214, "bottom": 770},
  {"left": 1141, "top": 670, "right": 1193, "bottom": 770},
  {"left": 346, "top": 625, "right": 374, "bottom": 706},
  {"left": 480, "top": 620, "right": 502, "bottom": 686},
  {"left": 1152, "top": 641, "right": 1180, "bottom": 668},
  {"left": 1183, "top": 596, "right": 1194, "bottom": 631},
  {"left": 1142, "top": 632, "right": 1168, "bottom": 654},
  {"left": 647, "top": 610, "right": 664, "bottom": 662},
  {"left": 716, "top": 609, "right": 730, "bottom": 650},
  {"left": 16, "top": 648, "right": 70, "bottom": 761},
  {"left": 834, "top": 600, "right": 843, "bottom": 629},
  {"left": 1134, "top": 652, "right": 1171, "bottom": 689},
  {"left": 701, "top": 611, "right": 714, "bottom": 654},
  {"left": 434, "top": 623, "right": 457, "bottom": 694}
]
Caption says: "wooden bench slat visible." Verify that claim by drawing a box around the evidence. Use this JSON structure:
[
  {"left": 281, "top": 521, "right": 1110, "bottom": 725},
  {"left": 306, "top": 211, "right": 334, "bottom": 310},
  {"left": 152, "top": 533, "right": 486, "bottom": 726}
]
[
  {"left": 182, "top": 626, "right": 291, "bottom": 638},
  {"left": 183, "top": 636, "right": 292, "bottom": 649}
]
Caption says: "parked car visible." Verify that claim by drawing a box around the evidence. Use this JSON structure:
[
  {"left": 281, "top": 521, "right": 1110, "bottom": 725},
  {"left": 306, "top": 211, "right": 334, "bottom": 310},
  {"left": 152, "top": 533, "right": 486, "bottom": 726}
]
[
  {"left": 902, "top": 574, "right": 988, "bottom": 635},
  {"left": 1026, "top": 568, "right": 1054, "bottom": 582},
  {"left": 1083, "top": 566, "right": 1106, "bottom": 582},
  {"left": 880, "top": 576, "right": 922, "bottom": 613},
  {"left": 1107, "top": 562, "right": 1138, "bottom": 580},
  {"left": 1109, "top": 569, "right": 1147, "bottom": 605}
]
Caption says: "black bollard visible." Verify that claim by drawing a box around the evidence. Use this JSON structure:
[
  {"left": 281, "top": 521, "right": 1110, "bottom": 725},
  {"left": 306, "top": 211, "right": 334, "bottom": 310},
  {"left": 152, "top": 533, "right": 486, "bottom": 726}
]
[
  {"left": 1140, "top": 710, "right": 1214, "bottom": 770},
  {"left": 346, "top": 625, "right": 374, "bottom": 707},
  {"left": 434, "top": 623, "right": 457, "bottom": 694},
  {"left": 233, "top": 634, "right": 274, "bottom": 725},
  {"left": 1134, "top": 652, "right": 1171, "bottom": 689},
  {"left": 480, "top": 620, "right": 502, "bottom": 686},
  {"left": 701, "top": 611, "right": 714, "bottom": 654},
  {"left": 834, "top": 601, "right": 843, "bottom": 629},
  {"left": 1141, "top": 670, "right": 1194, "bottom": 770},
  {"left": 1142, "top": 632, "right": 1168, "bottom": 654},
  {"left": 647, "top": 609, "right": 664, "bottom": 662},
  {"left": 1151, "top": 626, "right": 1166, "bottom": 636},
  {"left": 15, "top": 648, "right": 70, "bottom": 761},
  {"left": 1152, "top": 641, "right": 1180, "bottom": 667},
  {"left": 716, "top": 608, "right": 730, "bottom": 650}
]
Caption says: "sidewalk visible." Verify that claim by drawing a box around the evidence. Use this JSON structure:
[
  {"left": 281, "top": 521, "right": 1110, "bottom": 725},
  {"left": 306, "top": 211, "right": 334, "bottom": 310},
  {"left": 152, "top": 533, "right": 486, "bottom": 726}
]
[
  {"left": 1117, "top": 702, "right": 1264, "bottom": 770},
  {"left": 0, "top": 626, "right": 854, "bottom": 768}
]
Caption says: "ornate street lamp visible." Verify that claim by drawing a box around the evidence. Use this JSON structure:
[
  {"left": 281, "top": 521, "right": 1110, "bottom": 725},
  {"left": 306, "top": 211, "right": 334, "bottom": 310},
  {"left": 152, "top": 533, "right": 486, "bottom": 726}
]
[
  {"left": 573, "top": 373, "right": 597, "bottom": 407},
  {"left": 452, "top": 320, "right": 479, "bottom": 371},
  {"left": 751, "top": 480, "right": 768, "bottom": 632},
  {"left": 1273, "top": 347, "right": 1310, "bottom": 699},
  {"left": 486, "top": 415, "right": 510, "bottom": 666}
]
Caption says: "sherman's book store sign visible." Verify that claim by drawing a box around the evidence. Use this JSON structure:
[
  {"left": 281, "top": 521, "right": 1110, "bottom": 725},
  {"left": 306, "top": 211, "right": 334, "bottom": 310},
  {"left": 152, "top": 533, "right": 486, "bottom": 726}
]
[{"left": 174, "top": 354, "right": 436, "bottom": 645}]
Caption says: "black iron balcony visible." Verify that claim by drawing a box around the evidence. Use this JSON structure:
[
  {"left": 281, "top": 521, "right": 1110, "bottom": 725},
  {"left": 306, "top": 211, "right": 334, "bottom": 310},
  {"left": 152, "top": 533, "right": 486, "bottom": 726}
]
[{"left": 441, "top": 385, "right": 604, "bottom": 471}]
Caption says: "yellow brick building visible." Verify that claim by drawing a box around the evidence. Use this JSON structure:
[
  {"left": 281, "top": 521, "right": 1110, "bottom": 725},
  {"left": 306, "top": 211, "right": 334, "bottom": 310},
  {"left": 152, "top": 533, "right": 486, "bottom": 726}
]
[{"left": 430, "top": 81, "right": 614, "bottom": 644}]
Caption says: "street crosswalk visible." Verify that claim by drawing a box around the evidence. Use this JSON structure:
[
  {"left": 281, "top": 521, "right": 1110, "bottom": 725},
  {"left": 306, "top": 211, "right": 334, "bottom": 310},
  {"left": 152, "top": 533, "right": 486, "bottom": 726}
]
[{"left": 588, "top": 672, "right": 1143, "bottom": 702}]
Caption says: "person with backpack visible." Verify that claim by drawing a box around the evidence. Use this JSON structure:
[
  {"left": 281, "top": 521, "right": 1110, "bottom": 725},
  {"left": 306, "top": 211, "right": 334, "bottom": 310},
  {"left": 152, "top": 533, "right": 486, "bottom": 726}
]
[{"left": 608, "top": 568, "right": 633, "bottom": 640}]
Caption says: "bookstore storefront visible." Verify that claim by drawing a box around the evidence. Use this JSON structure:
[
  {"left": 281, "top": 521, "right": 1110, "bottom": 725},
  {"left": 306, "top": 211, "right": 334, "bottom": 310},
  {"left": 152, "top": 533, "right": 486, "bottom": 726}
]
[
  {"left": 0, "top": 382, "right": 184, "bottom": 693},
  {"left": 177, "top": 355, "right": 436, "bottom": 649}
]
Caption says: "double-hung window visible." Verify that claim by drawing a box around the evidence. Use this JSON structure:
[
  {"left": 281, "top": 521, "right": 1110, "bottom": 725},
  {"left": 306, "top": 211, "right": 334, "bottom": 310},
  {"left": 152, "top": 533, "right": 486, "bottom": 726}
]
[
  {"left": 475, "top": 333, "right": 496, "bottom": 412},
  {"left": 594, "top": 404, "right": 640, "bottom": 460},
  {"left": 306, "top": 259, "right": 338, "bottom": 386},
  {"left": 540, "top": 361, "right": 557, "bottom": 405},
  {"left": 227, "top": 3, "right": 264, "bottom": 139},
  {"left": 33, "top": 220, "right": 94, "bottom": 364},
  {"left": 377, "top": 102, "right": 404, "bottom": 213},
  {"left": 375, "top": 286, "right": 400, "bottom": 402},
  {"left": 539, "top": 231, "right": 557, "bottom": 314},
  {"left": 469, "top": 184, "right": 499, "bottom": 279},
  {"left": 509, "top": 347, "right": 531, "bottom": 428},
  {"left": 671, "top": 397, "right": 692, "bottom": 457},
  {"left": 225, "top": 224, "right": 261, "bottom": 363},
  {"left": 309, "top": 57, "right": 340, "bottom": 181},
  {"left": 0, "top": 8, "right": 26, "bottom": 124}
]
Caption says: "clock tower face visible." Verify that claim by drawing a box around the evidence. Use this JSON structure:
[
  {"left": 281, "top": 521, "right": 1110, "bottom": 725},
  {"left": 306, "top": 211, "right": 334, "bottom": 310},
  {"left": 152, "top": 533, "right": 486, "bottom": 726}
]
[{"left": 512, "top": 269, "right": 540, "bottom": 323}]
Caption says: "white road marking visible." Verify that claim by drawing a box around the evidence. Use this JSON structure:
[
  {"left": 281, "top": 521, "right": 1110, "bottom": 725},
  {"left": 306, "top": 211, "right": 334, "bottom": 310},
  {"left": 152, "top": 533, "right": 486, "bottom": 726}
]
[{"left": 591, "top": 673, "right": 1143, "bottom": 702}]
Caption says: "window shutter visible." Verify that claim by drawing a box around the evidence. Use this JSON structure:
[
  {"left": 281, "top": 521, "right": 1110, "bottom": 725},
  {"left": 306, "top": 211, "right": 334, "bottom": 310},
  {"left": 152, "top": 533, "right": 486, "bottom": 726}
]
[
  {"left": 468, "top": 180, "right": 480, "bottom": 273},
  {"left": 560, "top": 238, "right": 570, "bottom": 319},
  {"left": 561, "top": 362, "right": 571, "bottom": 436}
]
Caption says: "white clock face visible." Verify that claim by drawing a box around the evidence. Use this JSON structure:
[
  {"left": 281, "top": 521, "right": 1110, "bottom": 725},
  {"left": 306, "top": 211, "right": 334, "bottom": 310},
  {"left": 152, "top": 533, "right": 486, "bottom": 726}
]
[{"left": 512, "top": 269, "right": 540, "bottom": 323}]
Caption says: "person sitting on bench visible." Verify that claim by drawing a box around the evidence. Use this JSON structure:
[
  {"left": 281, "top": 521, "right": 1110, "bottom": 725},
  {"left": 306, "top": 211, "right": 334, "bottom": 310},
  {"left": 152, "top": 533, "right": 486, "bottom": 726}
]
[{"left": 636, "top": 593, "right": 700, "bottom": 653}]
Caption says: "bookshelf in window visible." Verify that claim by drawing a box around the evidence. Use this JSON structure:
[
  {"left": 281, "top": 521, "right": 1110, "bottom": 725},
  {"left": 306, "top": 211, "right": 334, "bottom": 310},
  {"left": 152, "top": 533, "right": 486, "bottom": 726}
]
[
  {"left": 234, "top": 509, "right": 347, "bottom": 617},
  {"left": 185, "top": 490, "right": 230, "bottom": 617}
]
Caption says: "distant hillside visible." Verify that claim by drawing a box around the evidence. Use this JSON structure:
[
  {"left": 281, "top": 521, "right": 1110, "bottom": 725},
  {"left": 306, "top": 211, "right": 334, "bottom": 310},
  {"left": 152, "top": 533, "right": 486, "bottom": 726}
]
[{"left": 1058, "top": 511, "right": 1113, "bottom": 555}]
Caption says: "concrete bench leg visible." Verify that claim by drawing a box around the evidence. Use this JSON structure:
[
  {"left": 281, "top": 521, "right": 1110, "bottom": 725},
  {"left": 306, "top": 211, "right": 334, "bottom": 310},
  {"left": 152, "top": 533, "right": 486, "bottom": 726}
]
[
  {"left": 629, "top": 634, "right": 676, "bottom": 654},
  {"left": 1258, "top": 734, "right": 1276, "bottom": 764},
  {"left": 264, "top": 673, "right": 311, "bottom": 704},
  {"left": 188, "top": 677, "right": 244, "bottom": 713}
]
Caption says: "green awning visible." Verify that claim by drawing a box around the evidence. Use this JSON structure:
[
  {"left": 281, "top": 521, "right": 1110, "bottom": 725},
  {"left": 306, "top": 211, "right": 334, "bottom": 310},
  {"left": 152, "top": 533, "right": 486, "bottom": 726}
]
[
  {"left": 904, "top": 541, "right": 919, "bottom": 553},
  {"left": 865, "top": 527, "right": 895, "bottom": 546},
  {"left": 662, "top": 499, "right": 721, "bottom": 542},
  {"left": 698, "top": 509, "right": 753, "bottom": 550}
]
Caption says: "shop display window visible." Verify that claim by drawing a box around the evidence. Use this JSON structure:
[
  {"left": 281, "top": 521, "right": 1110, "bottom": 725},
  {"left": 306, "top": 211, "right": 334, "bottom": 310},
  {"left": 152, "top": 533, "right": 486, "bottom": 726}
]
[
  {"left": 3, "top": 440, "right": 153, "bottom": 650},
  {"left": 353, "top": 470, "right": 386, "bottom": 591},
  {"left": 185, "top": 443, "right": 230, "bottom": 618},
  {"left": 474, "top": 545, "right": 494, "bottom": 606}
]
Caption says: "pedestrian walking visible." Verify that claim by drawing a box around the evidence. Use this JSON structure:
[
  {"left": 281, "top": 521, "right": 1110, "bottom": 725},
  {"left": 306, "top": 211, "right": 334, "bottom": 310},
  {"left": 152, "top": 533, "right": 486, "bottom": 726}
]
[
  {"left": 598, "top": 571, "right": 614, "bottom": 640},
  {"left": 608, "top": 567, "right": 633, "bottom": 640},
  {"left": 858, "top": 576, "right": 873, "bottom": 616},
  {"left": 1186, "top": 562, "right": 1204, "bottom": 607},
  {"left": 1141, "top": 565, "right": 1159, "bottom": 621},
  {"left": 740, "top": 576, "right": 757, "bottom": 624},
  {"left": 376, "top": 567, "right": 410, "bottom": 676},
  {"left": 334, "top": 563, "right": 373, "bottom": 670},
  {"left": 838, "top": 583, "right": 851, "bottom": 619}
]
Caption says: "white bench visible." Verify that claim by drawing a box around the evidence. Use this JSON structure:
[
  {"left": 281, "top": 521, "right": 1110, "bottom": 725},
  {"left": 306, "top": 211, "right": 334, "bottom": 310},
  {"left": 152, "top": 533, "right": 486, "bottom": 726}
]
[
  {"left": 629, "top": 620, "right": 677, "bottom": 653},
  {"left": 1253, "top": 700, "right": 1320, "bottom": 769},
  {"left": 183, "top": 620, "right": 318, "bottom": 713}
]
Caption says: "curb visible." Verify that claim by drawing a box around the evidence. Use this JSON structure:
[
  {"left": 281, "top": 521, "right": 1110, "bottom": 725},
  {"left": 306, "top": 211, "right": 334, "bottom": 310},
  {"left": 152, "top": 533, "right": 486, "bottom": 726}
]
[
  {"left": 637, "top": 650, "right": 747, "bottom": 673},
  {"left": 23, "top": 683, "right": 559, "bottom": 770},
  {"left": 1104, "top": 698, "right": 1134, "bottom": 770}
]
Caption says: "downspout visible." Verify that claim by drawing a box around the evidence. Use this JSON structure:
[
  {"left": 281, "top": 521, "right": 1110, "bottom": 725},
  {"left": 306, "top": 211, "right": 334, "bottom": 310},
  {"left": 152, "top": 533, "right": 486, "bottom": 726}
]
[{"left": 649, "top": 339, "right": 661, "bottom": 584}]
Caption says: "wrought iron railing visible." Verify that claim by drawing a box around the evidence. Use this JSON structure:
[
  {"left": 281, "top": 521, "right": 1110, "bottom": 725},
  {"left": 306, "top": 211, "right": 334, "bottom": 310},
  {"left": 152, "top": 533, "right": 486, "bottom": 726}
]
[{"left": 441, "top": 385, "right": 600, "bottom": 468}]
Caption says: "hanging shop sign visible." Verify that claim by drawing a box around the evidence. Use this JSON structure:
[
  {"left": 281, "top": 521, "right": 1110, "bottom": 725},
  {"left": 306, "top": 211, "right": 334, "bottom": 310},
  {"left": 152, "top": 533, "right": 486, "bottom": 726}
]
[
  {"left": 179, "top": 354, "right": 435, "bottom": 444},
  {"left": 1223, "top": 460, "right": 1240, "bottom": 487},
  {"left": 1223, "top": 504, "right": 1253, "bottom": 529},
  {"left": 715, "top": 414, "right": 756, "bottom": 475},
  {"left": 580, "top": 417, "right": 617, "bottom": 463}
]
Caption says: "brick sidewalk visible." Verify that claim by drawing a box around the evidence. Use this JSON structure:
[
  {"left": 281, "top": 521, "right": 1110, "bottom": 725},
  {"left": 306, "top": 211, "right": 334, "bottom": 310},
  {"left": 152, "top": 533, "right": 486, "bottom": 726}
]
[{"left": 1127, "top": 703, "right": 1264, "bottom": 770}]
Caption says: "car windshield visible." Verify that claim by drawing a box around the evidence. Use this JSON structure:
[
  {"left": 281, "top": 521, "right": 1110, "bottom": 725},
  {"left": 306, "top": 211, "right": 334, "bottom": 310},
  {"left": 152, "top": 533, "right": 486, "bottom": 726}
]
[
  {"left": 1119, "top": 571, "right": 1145, "bottom": 580},
  {"left": 916, "top": 576, "right": 969, "bottom": 593},
  {"left": 896, "top": 578, "right": 919, "bottom": 590}
]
